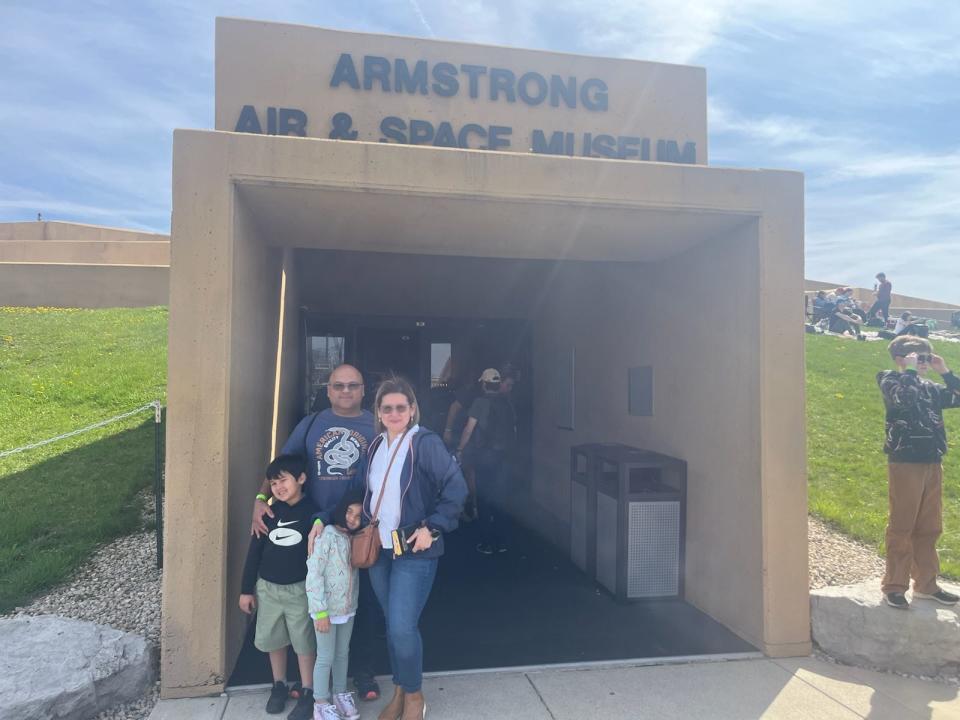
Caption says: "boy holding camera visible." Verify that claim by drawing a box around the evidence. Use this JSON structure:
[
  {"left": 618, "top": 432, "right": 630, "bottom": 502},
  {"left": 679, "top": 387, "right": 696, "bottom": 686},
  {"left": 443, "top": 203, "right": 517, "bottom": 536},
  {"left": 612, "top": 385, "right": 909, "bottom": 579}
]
[{"left": 878, "top": 336, "right": 960, "bottom": 609}]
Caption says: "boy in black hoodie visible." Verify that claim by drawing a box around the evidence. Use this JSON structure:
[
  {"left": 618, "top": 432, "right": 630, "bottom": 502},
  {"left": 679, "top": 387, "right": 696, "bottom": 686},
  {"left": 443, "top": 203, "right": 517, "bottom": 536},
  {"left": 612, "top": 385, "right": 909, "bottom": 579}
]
[
  {"left": 878, "top": 336, "right": 960, "bottom": 609},
  {"left": 239, "top": 454, "right": 318, "bottom": 719}
]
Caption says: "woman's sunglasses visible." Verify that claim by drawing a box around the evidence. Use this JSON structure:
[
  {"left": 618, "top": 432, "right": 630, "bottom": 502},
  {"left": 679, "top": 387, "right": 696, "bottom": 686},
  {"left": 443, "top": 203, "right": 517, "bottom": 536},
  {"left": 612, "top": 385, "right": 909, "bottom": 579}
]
[{"left": 380, "top": 404, "right": 410, "bottom": 415}]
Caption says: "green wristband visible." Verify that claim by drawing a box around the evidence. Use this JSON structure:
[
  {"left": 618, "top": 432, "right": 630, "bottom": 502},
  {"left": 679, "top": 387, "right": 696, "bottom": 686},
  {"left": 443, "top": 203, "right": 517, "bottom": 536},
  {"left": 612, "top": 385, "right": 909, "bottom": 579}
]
[
  {"left": 256, "top": 493, "right": 268, "bottom": 502},
  {"left": 314, "top": 611, "right": 328, "bottom": 619},
  {"left": 314, "top": 519, "right": 324, "bottom": 526}
]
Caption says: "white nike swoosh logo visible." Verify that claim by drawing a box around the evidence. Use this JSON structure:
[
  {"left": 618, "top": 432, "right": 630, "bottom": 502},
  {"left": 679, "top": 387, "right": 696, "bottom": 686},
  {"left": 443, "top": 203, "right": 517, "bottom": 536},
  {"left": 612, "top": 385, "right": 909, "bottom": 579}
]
[{"left": 277, "top": 519, "right": 300, "bottom": 527}]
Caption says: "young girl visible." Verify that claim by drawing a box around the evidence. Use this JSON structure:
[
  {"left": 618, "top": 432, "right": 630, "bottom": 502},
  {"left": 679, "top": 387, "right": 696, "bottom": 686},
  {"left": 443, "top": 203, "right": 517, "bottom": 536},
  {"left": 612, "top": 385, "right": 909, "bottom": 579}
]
[{"left": 306, "top": 489, "right": 364, "bottom": 720}]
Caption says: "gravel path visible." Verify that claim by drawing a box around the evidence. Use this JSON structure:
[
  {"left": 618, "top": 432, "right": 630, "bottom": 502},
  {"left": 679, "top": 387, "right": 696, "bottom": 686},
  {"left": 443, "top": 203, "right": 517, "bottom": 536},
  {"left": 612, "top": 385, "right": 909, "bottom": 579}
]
[
  {"left": 4, "top": 491, "right": 162, "bottom": 720},
  {"left": 808, "top": 515, "right": 884, "bottom": 589},
  {"left": 13, "top": 528, "right": 162, "bottom": 646}
]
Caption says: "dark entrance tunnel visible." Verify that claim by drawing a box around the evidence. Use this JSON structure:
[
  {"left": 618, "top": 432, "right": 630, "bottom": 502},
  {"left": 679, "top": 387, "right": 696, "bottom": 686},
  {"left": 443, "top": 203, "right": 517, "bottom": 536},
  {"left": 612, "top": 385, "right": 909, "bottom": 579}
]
[{"left": 228, "top": 313, "right": 754, "bottom": 686}]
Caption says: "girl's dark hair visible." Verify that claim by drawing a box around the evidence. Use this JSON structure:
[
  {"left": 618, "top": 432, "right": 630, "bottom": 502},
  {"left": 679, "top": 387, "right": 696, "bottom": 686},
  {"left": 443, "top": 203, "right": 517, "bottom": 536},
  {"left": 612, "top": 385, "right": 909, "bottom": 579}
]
[{"left": 332, "top": 488, "right": 366, "bottom": 531}]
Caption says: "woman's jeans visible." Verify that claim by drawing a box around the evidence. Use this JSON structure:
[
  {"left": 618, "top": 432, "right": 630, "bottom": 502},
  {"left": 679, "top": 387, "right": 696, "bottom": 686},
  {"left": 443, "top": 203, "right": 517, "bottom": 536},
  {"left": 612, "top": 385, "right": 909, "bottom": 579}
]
[
  {"left": 314, "top": 616, "right": 355, "bottom": 700},
  {"left": 368, "top": 548, "right": 438, "bottom": 693}
]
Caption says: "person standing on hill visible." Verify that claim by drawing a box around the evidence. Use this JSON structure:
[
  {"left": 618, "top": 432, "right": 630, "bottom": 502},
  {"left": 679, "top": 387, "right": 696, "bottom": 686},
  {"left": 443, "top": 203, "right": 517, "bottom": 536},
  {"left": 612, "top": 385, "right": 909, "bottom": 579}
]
[
  {"left": 878, "top": 336, "right": 960, "bottom": 609},
  {"left": 868, "top": 272, "right": 893, "bottom": 323}
]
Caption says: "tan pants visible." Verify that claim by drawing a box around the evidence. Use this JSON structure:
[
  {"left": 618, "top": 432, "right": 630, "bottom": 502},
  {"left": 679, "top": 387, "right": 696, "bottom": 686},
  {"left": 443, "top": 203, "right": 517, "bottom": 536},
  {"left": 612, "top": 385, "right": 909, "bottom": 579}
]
[{"left": 882, "top": 462, "right": 943, "bottom": 594}]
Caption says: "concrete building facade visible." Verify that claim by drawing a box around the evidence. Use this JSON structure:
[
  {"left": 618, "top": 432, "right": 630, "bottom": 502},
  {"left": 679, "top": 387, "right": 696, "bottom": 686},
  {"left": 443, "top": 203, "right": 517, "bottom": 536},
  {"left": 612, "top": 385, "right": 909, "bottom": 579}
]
[
  {"left": 161, "top": 18, "right": 809, "bottom": 698},
  {"left": 0, "top": 221, "right": 169, "bottom": 308}
]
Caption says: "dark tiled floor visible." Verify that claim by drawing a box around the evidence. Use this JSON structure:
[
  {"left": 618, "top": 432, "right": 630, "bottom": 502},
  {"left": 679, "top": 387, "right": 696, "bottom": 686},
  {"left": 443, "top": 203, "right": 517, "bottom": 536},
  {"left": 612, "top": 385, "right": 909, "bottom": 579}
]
[{"left": 229, "top": 515, "right": 753, "bottom": 685}]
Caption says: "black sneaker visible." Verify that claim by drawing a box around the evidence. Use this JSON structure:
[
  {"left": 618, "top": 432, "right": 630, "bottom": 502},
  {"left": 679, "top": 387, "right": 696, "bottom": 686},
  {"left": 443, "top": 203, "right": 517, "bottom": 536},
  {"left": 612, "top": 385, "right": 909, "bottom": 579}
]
[
  {"left": 287, "top": 688, "right": 314, "bottom": 720},
  {"left": 288, "top": 681, "right": 303, "bottom": 700},
  {"left": 914, "top": 588, "right": 960, "bottom": 605},
  {"left": 266, "top": 681, "right": 288, "bottom": 714},
  {"left": 353, "top": 672, "right": 380, "bottom": 701},
  {"left": 476, "top": 543, "right": 494, "bottom": 555},
  {"left": 885, "top": 592, "right": 910, "bottom": 609}
]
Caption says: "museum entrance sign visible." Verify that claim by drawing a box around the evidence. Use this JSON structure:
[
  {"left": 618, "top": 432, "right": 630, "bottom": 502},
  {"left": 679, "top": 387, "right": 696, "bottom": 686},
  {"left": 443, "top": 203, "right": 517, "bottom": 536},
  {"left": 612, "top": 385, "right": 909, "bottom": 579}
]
[{"left": 215, "top": 18, "right": 706, "bottom": 164}]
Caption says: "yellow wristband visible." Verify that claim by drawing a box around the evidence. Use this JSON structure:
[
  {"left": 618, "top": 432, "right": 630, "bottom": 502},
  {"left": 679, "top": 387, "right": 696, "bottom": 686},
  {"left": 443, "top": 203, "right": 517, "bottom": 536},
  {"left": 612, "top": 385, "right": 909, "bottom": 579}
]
[
  {"left": 314, "top": 519, "right": 324, "bottom": 526},
  {"left": 314, "top": 611, "right": 328, "bottom": 619},
  {"left": 256, "top": 493, "right": 268, "bottom": 502}
]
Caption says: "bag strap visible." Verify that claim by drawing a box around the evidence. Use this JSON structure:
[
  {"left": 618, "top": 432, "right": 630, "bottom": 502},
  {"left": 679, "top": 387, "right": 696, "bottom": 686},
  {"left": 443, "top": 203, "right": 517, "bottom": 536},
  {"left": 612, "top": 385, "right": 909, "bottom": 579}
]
[
  {"left": 367, "top": 428, "right": 411, "bottom": 525},
  {"left": 302, "top": 412, "right": 321, "bottom": 460}
]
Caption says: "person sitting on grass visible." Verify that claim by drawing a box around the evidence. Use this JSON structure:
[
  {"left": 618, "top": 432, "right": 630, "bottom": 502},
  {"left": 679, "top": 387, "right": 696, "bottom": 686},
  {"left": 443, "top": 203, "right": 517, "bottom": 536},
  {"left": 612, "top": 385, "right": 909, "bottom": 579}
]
[
  {"left": 830, "top": 306, "right": 863, "bottom": 338},
  {"left": 812, "top": 291, "right": 834, "bottom": 322},
  {"left": 836, "top": 288, "right": 866, "bottom": 321},
  {"left": 878, "top": 336, "right": 960, "bottom": 609},
  {"left": 894, "top": 311, "right": 929, "bottom": 338},
  {"left": 239, "top": 454, "right": 319, "bottom": 719}
]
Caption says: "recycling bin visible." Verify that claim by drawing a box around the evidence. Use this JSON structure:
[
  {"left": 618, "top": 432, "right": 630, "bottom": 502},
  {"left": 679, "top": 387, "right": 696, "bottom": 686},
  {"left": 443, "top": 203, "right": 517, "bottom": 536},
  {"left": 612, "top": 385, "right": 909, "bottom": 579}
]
[{"left": 593, "top": 446, "right": 686, "bottom": 601}]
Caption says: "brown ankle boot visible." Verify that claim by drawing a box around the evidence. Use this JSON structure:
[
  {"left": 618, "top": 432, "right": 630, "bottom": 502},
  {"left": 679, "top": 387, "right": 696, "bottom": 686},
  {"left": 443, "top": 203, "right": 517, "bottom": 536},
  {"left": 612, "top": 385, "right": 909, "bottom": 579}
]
[
  {"left": 378, "top": 685, "right": 405, "bottom": 720},
  {"left": 401, "top": 690, "right": 425, "bottom": 720}
]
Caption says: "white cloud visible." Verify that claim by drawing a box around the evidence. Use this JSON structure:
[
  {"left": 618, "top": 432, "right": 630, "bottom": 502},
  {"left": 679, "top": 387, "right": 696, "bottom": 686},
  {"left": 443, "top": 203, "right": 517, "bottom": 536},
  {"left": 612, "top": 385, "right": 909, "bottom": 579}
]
[{"left": 709, "top": 99, "right": 960, "bottom": 303}]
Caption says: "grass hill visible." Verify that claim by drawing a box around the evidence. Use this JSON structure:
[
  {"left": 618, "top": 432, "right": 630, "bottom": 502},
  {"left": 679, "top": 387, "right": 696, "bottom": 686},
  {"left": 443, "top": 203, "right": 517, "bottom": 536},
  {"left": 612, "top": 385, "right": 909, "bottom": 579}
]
[{"left": 0, "top": 307, "right": 167, "bottom": 612}]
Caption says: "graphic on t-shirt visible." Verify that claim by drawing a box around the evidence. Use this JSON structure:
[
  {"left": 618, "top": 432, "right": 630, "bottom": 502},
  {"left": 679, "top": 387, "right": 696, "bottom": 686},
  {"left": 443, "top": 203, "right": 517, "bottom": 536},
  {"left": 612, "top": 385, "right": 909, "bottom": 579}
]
[
  {"left": 269, "top": 525, "right": 303, "bottom": 547},
  {"left": 315, "top": 427, "right": 369, "bottom": 478}
]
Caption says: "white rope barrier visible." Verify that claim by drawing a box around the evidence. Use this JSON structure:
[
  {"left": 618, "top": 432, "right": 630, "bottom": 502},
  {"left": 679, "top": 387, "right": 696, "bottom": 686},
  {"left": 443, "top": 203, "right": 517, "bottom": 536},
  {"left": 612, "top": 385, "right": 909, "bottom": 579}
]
[{"left": 0, "top": 401, "right": 162, "bottom": 459}]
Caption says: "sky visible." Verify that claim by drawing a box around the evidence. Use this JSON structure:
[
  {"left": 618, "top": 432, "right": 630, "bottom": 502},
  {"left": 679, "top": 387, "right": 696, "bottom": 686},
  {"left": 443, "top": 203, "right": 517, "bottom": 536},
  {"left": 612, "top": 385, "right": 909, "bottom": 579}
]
[{"left": 2, "top": 0, "right": 958, "bottom": 303}]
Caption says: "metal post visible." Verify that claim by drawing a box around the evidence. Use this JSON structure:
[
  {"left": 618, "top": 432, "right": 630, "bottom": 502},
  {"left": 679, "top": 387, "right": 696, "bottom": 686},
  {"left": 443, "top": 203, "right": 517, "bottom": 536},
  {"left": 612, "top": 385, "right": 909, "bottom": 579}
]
[{"left": 153, "top": 401, "right": 165, "bottom": 569}]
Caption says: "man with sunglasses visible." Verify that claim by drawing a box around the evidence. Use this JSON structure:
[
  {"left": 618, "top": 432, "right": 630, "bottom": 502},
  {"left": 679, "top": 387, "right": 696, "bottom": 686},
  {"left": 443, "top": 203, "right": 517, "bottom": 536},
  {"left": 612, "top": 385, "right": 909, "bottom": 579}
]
[
  {"left": 251, "top": 364, "right": 383, "bottom": 701},
  {"left": 878, "top": 336, "right": 960, "bottom": 609}
]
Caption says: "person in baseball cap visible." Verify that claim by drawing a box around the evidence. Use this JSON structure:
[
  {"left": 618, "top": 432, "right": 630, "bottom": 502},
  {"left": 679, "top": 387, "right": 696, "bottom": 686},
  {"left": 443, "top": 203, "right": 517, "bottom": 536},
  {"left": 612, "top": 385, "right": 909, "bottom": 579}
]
[
  {"left": 458, "top": 368, "right": 515, "bottom": 554},
  {"left": 478, "top": 368, "right": 501, "bottom": 383}
]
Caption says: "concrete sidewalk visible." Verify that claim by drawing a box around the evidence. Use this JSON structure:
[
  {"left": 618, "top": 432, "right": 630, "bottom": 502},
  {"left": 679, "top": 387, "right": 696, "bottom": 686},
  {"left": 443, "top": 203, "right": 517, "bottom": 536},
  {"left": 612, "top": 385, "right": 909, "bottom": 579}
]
[{"left": 149, "top": 656, "right": 960, "bottom": 719}]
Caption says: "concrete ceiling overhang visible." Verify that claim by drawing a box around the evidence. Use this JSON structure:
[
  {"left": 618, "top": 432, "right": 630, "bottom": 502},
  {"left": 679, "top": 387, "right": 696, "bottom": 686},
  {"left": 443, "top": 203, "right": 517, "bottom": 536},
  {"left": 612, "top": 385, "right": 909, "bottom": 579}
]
[{"left": 235, "top": 179, "right": 756, "bottom": 263}]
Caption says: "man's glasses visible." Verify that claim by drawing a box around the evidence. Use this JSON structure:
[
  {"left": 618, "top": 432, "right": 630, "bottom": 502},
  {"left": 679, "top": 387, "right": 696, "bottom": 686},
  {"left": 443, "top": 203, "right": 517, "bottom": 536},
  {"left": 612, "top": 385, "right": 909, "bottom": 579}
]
[
  {"left": 329, "top": 382, "right": 363, "bottom": 392},
  {"left": 380, "top": 404, "right": 410, "bottom": 415}
]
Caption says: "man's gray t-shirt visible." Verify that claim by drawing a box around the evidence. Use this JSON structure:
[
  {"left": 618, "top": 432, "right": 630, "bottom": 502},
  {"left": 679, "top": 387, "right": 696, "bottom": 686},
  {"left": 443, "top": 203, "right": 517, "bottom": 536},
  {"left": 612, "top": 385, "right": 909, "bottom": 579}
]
[{"left": 280, "top": 408, "right": 375, "bottom": 521}]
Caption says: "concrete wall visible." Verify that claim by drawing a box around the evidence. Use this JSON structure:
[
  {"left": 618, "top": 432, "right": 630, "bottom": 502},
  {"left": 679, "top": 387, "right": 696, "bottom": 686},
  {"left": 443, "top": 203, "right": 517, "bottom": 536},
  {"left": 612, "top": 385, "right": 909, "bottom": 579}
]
[
  {"left": 225, "top": 202, "right": 284, "bottom": 671},
  {"left": 0, "top": 221, "right": 170, "bottom": 308},
  {"left": 162, "top": 133, "right": 292, "bottom": 698},
  {"left": 292, "top": 249, "right": 545, "bottom": 319},
  {"left": 0, "top": 220, "right": 167, "bottom": 245},
  {"left": 0, "top": 240, "right": 169, "bottom": 265},
  {"left": 525, "top": 223, "right": 783, "bottom": 651},
  {"left": 163, "top": 133, "right": 234, "bottom": 697},
  {"left": 0, "top": 263, "right": 169, "bottom": 308}
]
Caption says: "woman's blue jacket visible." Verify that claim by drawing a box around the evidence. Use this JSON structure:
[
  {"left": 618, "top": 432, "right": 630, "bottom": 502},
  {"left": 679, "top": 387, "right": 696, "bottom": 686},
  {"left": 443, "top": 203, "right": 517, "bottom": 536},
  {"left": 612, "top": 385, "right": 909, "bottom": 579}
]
[{"left": 362, "top": 428, "right": 468, "bottom": 559}]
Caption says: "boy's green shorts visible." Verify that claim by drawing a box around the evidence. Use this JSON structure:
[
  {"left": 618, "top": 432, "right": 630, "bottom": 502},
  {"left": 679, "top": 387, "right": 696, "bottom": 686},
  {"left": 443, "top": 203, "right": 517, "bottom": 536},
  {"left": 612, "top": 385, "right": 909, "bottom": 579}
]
[{"left": 254, "top": 578, "right": 317, "bottom": 656}]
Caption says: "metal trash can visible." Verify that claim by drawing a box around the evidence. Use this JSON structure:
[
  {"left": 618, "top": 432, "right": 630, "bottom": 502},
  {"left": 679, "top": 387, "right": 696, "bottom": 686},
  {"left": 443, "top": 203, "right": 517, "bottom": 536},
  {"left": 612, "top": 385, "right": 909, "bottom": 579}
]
[
  {"left": 570, "top": 443, "right": 632, "bottom": 578},
  {"left": 594, "top": 446, "right": 686, "bottom": 601}
]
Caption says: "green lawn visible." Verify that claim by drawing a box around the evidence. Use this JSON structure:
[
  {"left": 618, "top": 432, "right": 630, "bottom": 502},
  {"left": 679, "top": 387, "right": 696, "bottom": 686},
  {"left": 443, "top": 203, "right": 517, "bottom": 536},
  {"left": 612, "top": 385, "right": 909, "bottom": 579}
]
[
  {"left": 0, "top": 307, "right": 167, "bottom": 612},
  {"left": 806, "top": 333, "right": 960, "bottom": 576}
]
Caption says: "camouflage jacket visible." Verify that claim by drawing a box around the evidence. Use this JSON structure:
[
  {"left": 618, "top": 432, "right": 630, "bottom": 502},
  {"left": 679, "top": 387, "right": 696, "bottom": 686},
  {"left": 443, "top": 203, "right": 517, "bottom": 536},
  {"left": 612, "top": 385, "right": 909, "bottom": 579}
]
[{"left": 877, "top": 369, "right": 960, "bottom": 463}]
